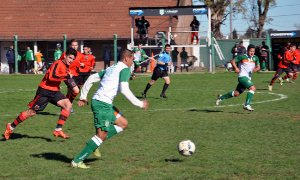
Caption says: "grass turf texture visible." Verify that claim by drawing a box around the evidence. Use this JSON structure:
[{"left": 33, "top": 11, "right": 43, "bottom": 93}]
[{"left": 0, "top": 72, "right": 299, "bottom": 179}]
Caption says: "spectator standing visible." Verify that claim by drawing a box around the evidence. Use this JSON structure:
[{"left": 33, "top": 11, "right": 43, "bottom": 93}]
[
  {"left": 25, "top": 46, "right": 34, "bottom": 73},
  {"left": 54, "top": 43, "right": 63, "bottom": 61},
  {"left": 180, "top": 47, "right": 189, "bottom": 72},
  {"left": 190, "top": 16, "right": 200, "bottom": 44},
  {"left": 6, "top": 45, "right": 15, "bottom": 74},
  {"left": 237, "top": 41, "right": 246, "bottom": 55},
  {"left": 103, "top": 47, "right": 111, "bottom": 69},
  {"left": 135, "top": 16, "right": 150, "bottom": 44},
  {"left": 171, "top": 47, "right": 179, "bottom": 72},
  {"left": 34, "top": 49, "right": 43, "bottom": 74},
  {"left": 231, "top": 42, "right": 239, "bottom": 59},
  {"left": 260, "top": 41, "right": 269, "bottom": 71}
]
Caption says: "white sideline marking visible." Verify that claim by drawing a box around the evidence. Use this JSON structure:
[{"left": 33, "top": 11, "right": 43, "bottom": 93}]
[
  {"left": 0, "top": 91, "right": 288, "bottom": 117},
  {"left": 0, "top": 89, "right": 35, "bottom": 93}
]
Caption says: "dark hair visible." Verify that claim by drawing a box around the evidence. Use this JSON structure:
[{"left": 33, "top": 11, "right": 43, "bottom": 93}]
[
  {"left": 290, "top": 43, "right": 296, "bottom": 47},
  {"left": 66, "top": 48, "right": 77, "bottom": 58},
  {"left": 164, "top": 44, "right": 171, "bottom": 50},
  {"left": 121, "top": 49, "right": 134, "bottom": 60},
  {"left": 247, "top": 44, "right": 256, "bottom": 51}
]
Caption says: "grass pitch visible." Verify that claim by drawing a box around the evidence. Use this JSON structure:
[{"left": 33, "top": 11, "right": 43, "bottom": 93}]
[{"left": 0, "top": 72, "right": 299, "bottom": 179}]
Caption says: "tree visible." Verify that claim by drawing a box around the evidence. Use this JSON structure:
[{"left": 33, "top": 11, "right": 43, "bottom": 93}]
[
  {"left": 240, "top": 0, "right": 276, "bottom": 38},
  {"left": 200, "top": 0, "right": 231, "bottom": 39},
  {"left": 244, "top": 26, "right": 256, "bottom": 38},
  {"left": 232, "top": 29, "right": 238, "bottom": 39},
  {"left": 257, "top": 0, "right": 276, "bottom": 38}
]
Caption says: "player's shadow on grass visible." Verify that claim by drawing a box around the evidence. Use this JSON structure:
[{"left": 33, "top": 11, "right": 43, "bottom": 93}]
[
  {"left": 1, "top": 133, "right": 53, "bottom": 142},
  {"left": 37, "top": 112, "right": 58, "bottom": 116},
  {"left": 188, "top": 109, "right": 245, "bottom": 114},
  {"left": 256, "top": 88, "right": 269, "bottom": 91},
  {"left": 30, "top": 152, "right": 97, "bottom": 164},
  {"left": 188, "top": 109, "right": 223, "bottom": 113},
  {"left": 165, "top": 158, "right": 183, "bottom": 163}
]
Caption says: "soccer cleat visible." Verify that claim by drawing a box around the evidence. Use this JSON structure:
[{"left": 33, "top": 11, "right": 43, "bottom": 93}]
[
  {"left": 71, "top": 108, "right": 74, "bottom": 113},
  {"left": 141, "top": 93, "right": 147, "bottom": 98},
  {"left": 160, "top": 94, "right": 167, "bottom": 99},
  {"left": 278, "top": 77, "right": 283, "bottom": 86},
  {"left": 243, "top": 104, "right": 254, "bottom": 111},
  {"left": 3, "top": 123, "right": 13, "bottom": 140},
  {"left": 93, "top": 148, "right": 101, "bottom": 158},
  {"left": 53, "top": 130, "right": 70, "bottom": 139},
  {"left": 268, "top": 85, "right": 273, "bottom": 91},
  {"left": 71, "top": 161, "right": 90, "bottom": 169},
  {"left": 215, "top": 94, "right": 222, "bottom": 106}
]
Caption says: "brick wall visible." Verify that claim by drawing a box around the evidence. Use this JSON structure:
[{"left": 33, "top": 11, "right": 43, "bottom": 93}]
[{"left": 0, "top": 0, "right": 178, "bottom": 40}]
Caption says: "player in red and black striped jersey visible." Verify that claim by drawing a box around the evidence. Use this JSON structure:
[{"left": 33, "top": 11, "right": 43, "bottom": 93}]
[
  {"left": 268, "top": 44, "right": 296, "bottom": 91},
  {"left": 63, "top": 39, "right": 83, "bottom": 108},
  {"left": 79, "top": 45, "right": 95, "bottom": 85},
  {"left": 3, "top": 48, "right": 79, "bottom": 140}
]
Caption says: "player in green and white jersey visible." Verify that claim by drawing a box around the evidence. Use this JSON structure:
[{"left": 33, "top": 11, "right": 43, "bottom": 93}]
[
  {"left": 216, "top": 44, "right": 260, "bottom": 111},
  {"left": 71, "top": 49, "right": 149, "bottom": 169}
]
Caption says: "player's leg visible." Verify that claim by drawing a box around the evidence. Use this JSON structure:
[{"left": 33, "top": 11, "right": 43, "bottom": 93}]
[
  {"left": 269, "top": 69, "right": 284, "bottom": 90},
  {"left": 3, "top": 109, "right": 36, "bottom": 140},
  {"left": 282, "top": 67, "right": 293, "bottom": 82},
  {"left": 53, "top": 92, "right": 73, "bottom": 139},
  {"left": 292, "top": 65, "right": 299, "bottom": 81},
  {"left": 142, "top": 67, "right": 159, "bottom": 97},
  {"left": 160, "top": 75, "right": 170, "bottom": 98},
  {"left": 66, "top": 76, "right": 80, "bottom": 103},
  {"left": 216, "top": 82, "right": 243, "bottom": 106},
  {"left": 72, "top": 100, "right": 116, "bottom": 168},
  {"left": 3, "top": 88, "right": 49, "bottom": 140},
  {"left": 240, "top": 77, "right": 255, "bottom": 111}
]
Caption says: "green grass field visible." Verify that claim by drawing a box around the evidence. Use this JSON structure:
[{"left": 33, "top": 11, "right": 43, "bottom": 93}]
[{"left": 0, "top": 72, "right": 299, "bottom": 179}]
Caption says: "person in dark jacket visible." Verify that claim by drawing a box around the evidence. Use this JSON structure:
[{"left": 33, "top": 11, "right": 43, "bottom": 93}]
[{"left": 6, "top": 45, "right": 15, "bottom": 74}]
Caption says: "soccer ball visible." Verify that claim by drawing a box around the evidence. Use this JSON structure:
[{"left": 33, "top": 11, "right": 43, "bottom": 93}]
[{"left": 178, "top": 140, "right": 196, "bottom": 156}]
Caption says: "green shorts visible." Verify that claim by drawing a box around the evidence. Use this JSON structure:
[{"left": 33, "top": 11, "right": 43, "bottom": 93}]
[
  {"left": 91, "top": 99, "right": 122, "bottom": 131},
  {"left": 236, "top": 76, "right": 254, "bottom": 94}
]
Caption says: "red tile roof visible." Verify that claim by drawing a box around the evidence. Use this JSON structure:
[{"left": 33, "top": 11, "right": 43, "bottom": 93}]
[{"left": 0, "top": 0, "right": 178, "bottom": 40}]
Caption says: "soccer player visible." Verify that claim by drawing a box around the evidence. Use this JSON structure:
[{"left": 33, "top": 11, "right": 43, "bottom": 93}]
[
  {"left": 216, "top": 44, "right": 260, "bottom": 111},
  {"left": 142, "top": 44, "right": 172, "bottom": 98},
  {"left": 268, "top": 44, "right": 295, "bottom": 91},
  {"left": 71, "top": 49, "right": 148, "bottom": 168},
  {"left": 79, "top": 45, "right": 95, "bottom": 85},
  {"left": 64, "top": 39, "right": 84, "bottom": 111},
  {"left": 3, "top": 48, "right": 79, "bottom": 140}
]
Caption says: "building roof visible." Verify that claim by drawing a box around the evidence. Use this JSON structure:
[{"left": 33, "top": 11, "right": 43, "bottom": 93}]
[{"left": 0, "top": 0, "right": 178, "bottom": 41}]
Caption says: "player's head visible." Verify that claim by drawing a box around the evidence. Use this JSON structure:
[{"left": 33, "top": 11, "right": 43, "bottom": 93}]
[
  {"left": 70, "top": 39, "right": 79, "bottom": 51},
  {"left": 164, "top": 44, "right": 172, "bottom": 53},
  {"left": 290, "top": 43, "right": 296, "bottom": 51},
  {"left": 83, "top": 45, "right": 89, "bottom": 54},
  {"left": 63, "top": 48, "right": 77, "bottom": 66},
  {"left": 247, "top": 44, "right": 256, "bottom": 56},
  {"left": 137, "top": 41, "right": 143, "bottom": 48},
  {"left": 121, "top": 49, "right": 134, "bottom": 67}
]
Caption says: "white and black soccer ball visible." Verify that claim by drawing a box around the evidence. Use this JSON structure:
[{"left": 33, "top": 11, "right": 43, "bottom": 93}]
[{"left": 178, "top": 140, "right": 196, "bottom": 156}]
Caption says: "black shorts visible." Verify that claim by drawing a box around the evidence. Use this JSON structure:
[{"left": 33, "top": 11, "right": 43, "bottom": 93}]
[
  {"left": 151, "top": 67, "right": 168, "bottom": 81},
  {"left": 28, "top": 87, "right": 67, "bottom": 111},
  {"left": 276, "top": 68, "right": 292, "bottom": 76},
  {"left": 79, "top": 72, "right": 91, "bottom": 85},
  {"left": 72, "top": 75, "right": 81, "bottom": 86}
]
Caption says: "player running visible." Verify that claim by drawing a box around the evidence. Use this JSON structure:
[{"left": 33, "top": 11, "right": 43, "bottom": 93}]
[
  {"left": 71, "top": 49, "right": 148, "bottom": 168},
  {"left": 3, "top": 48, "right": 79, "bottom": 140},
  {"left": 216, "top": 44, "right": 260, "bottom": 111},
  {"left": 142, "top": 44, "right": 172, "bottom": 98},
  {"left": 268, "top": 44, "right": 296, "bottom": 91}
]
